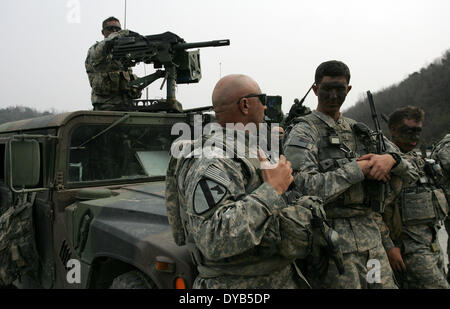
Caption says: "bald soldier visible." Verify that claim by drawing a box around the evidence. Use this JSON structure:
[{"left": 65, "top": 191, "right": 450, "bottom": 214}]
[{"left": 165, "top": 74, "right": 330, "bottom": 288}]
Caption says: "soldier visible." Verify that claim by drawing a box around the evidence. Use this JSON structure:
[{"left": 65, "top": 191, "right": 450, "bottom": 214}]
[
  {"left": 165, "top": 74, "right": 331, "bottom": 288},
  {"left": 85, "top": 17, "right": 142, "bottom": 111},
  {"left": 431, "top": 133, "right": 450, "bottom": 284},
  {"left": 382, "top": 107, "right": 449, "bottom": 288},
  {"left": 283, "top": 60, "right": 418, "bottom": 289}
]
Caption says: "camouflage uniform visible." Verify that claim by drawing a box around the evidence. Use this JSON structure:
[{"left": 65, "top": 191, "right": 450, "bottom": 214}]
[
  {"left": 85, "top": 30, "right": 141, "bottom": 111},
  {"left": 431, "top": 134, "right": 450, "bottom": 282},
  {"left": 283, "top": 110, "right": 418, "bottom": 289},
  {"left": 383, "top": 151, "right": 449, "bottom": 289},
  {"left": 166, "top": 126, "right": 322, "bottom": 289}
]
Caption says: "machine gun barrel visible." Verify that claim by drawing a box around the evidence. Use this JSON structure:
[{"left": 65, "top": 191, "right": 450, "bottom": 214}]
[{"left": 174, "top": 39, "right": 230, "bottom": 50}]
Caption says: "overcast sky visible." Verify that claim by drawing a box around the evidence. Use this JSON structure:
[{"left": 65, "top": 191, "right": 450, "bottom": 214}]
[{"left": 1, "top": 0, "right": 449, "bottom": 113}]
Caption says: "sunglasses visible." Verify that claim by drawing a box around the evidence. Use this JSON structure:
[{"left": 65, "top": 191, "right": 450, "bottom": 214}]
[
  {"left": 236, "top": 93, "right": 267, "bottom": 106},
  {"left": 104, "top": 26, "right": 121, "bottom": 32}
]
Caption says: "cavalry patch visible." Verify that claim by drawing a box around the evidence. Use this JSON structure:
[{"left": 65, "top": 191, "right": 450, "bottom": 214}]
[{"left": 193, "top": 179, "right": 228, "bottom": 215}]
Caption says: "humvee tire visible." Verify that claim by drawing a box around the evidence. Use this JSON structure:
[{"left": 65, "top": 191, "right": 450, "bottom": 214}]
[{"left": 110, "top": 270, "right": 156, "bottom": 289}]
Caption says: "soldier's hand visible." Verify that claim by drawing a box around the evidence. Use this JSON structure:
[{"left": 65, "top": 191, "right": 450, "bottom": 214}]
[
  {"left": 259, "top": 151, "right": 293, "bottom": 195},
  {"left": 386, "top": 247, "right": 406, "bottom": 272},
  {"left": 356, "top": 158, "right": 373, "bottom": 176},
  {"left": 358, "top": 154, "right": 395, "bottom": 182}
]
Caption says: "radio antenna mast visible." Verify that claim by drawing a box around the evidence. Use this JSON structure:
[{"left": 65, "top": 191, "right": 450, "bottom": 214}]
[{"left": 124, "top": 0, "right": 127, "bottom": 29}]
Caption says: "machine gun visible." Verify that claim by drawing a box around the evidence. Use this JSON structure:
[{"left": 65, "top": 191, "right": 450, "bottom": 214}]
[
  {"left": 366, "top": 91, "right": 388, "bottom": 213},
  {"left": 112, "top": 31, "right": 230, "bottom": 112}
]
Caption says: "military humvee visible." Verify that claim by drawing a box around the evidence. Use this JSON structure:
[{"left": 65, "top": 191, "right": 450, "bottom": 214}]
[{"left": 0, "top": 109, "right": 208, "bottom": 288}]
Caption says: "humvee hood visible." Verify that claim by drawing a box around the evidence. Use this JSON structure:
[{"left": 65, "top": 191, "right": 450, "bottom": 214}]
[{"left": 78, "top": 181, "right": 170, "bottom": 236}]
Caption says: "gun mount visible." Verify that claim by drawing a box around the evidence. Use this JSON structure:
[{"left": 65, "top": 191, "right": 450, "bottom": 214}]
[{"left": 112, "top": 31, "right": 230, "bottom": 112}]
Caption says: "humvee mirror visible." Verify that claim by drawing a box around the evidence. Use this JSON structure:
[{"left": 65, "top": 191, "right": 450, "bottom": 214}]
[{"left": 5, "top": 138, "right": 41, "bottom": 189}]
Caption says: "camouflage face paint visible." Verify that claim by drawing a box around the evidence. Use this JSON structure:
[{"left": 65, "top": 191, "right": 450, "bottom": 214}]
[
  {"left": 392, "top": 124, "right": 422, "bottom": 152},
  {"left": 317, "top": 82, "right": 348, "bottom": 107},
  {"left": 397, "top": 124, "right": 422, "bottom": 142}
]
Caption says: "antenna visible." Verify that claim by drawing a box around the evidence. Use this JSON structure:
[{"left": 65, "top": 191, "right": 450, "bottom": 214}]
[
  {"left": 124, "top": 0, "right": 127, "bottom": 29},
  {"left": 143, "top": 64, "right": 149, "bottom": 100},
  {"left": 219, "top": 62, "right": 222, "bottom": 78}
]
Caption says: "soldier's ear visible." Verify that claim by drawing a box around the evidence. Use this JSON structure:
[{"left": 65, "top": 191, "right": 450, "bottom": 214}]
[
  {"left": 312, "top": 84, "right": 319, "bottom": 96},
  {"left": 346, "top": 85, "right": 352, "bottom": 93},
  {"left": 238, "top": 98, "right": 249, "bottom": 115}
]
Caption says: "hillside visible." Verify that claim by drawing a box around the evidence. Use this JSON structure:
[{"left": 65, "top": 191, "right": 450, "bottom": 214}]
[
  {"left": 344, "top": 49, "right": 450, "bottom": 147},
  {"left": 0, "top": 106, "right": 54, "bottom": 125}
]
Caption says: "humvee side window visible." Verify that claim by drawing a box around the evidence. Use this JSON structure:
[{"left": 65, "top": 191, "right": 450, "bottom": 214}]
[{"left": 68, "top": 124, "right": 174, "bottom": 183}]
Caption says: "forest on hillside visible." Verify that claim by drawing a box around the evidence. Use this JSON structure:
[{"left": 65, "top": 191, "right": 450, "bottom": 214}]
[
  {"left": 0, "top": 106, "right": 54, "bottom": 125},
  {"left": 344, "top": 49, "right": 450, "bottom": 147}
]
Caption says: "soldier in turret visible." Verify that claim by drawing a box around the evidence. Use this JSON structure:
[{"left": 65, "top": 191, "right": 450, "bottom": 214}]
[{"left": 85, "top": 17, "right": 142, "bottom": 111}]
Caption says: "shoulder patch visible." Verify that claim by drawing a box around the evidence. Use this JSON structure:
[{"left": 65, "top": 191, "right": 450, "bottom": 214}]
[
  {"left": 193, "top": 179, "right": 227, "bottom": 214},
  {"left": 203, "top": 164, "right": 231, "bottom": 187},
  {"left": 287, "top": 136, "right": 313, "bottom": 150}
]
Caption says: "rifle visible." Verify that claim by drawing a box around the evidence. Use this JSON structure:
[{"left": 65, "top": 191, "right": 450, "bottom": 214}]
[
  {"left": 112, "top": 31, "right": 230, "bottom": 112},
  {"left": 281, "top": 84, "right": 314, "bottom": 129},
  {"left": 366, "top": 91, "right": 388, "bottom": 213}
]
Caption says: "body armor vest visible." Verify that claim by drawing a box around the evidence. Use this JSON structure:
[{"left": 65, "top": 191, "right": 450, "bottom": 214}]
[
  {"left": 85, "top": 32, "right": 142, "bottom": 104},
  {"left": 299, "top": 113, "right": 375, "bottom": 219},
  {"left": 399, "top": 153, "right": 448, "bottom": 226}
]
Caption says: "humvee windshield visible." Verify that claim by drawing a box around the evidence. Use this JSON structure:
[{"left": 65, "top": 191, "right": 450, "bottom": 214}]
[{"left": 68, "top": 123, "right": 175, "bottom": 183}]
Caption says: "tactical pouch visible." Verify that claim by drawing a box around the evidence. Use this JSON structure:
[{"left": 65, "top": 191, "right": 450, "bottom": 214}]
[
  {"left": 165, "top": 155, "right": 187, "bottom": 246},
  {"left": 0, "top": 193, "right": 39, "bottom": 287},
  {"left": 90, "top": 72, "right": 120, "bottom": 95},
  {"left": 343, "top": 182, "right": 365, "bottom": 206},
  {"left": 107, "top": 72, "right": 121, "bottom": 93},
  {"left": 433, "top": 188, "right": 449, "bottom": 221},
  {"left": 279, "top": 196, "right": 325, "bottom": 260},
  {"left": 382, "top": 198, "right": 403, "bottom": 241},
  {"left": 401, "top": 189, "right": 436, "bottom": 225},
  {"left": 278, "top": 203, "right": 313, "bottom": 260}
]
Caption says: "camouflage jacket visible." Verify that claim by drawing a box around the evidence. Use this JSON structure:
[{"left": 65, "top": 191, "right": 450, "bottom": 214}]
[
  {"left": 85, "top": 30, "right": 141, "bottom": 107},
  {"left": 383, "top": 150, "right": 448, "bottom": 250},
  {"left": 168, "top": 125, "right": 320, "bottom": 288},
  {"left": 283, "top": 110, "right": 418, "bottom": 253},
  {"left": 432, "top": 134, "right": 450, "bottom": 199}
]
